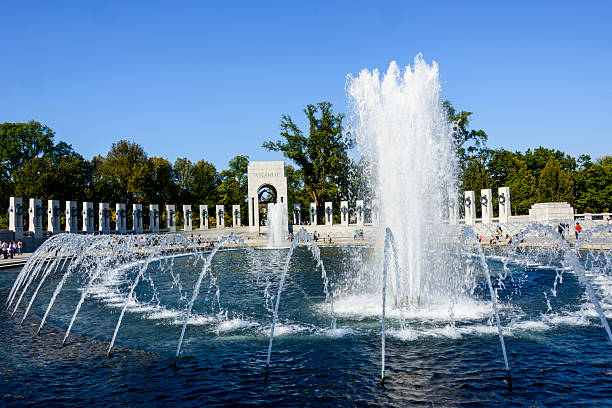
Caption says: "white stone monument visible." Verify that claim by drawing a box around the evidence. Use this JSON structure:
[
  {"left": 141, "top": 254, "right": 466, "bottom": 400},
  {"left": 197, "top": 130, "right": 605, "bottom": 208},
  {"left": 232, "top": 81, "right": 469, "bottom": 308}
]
[
  {"left": 529, "top": 202, "right": 574, "bottom": 222},
  {"left": 99, "top": 203, "right": 111, "bottom": 233},
  {"left": 82, "top": 202, "right": 94, "bottom": 233},
  {"left": 183, "top": 205, "right": 192, "bottom": 231},
  {"left": 480, "top": 189, "right": 493, "bottom": 224},
  {"left": 8, "top": 197, "right": 24, "bottom": 240},
  {"left": 216, "top": 205, "right": 225, "bottom": 228},
  {"left": 28, "top": 198, "right": 43, "bottom": 238},
  {"left": 309, "top": 203, "right": 317, "bottom": 226},
  {"left": 199, "top": 205, "right": 209, "bottom": 229},
  {"left": 325, "top": 202, "right": 333, "bottom": 226},
  {"left": 149, "top": 204, "right": 160, "bottom": 233},
  {"left": 48, "top": 200, "right": 61, "bottom": 234},
  {"left": 133, "top": 204, "right": 143, "bottom": 234},
  {"left": 247, "top": 161, "right": 288, "bottom": 232},
  {"left": 340, "top": 201, "right": 349, "bottom": 226},
  {"left": 166, "top": 204, "right": 176, "bottom": 232},
  {"left": 116, "top": 203, "right": 127, "bottom": 234},
  {"left": 232, "top": 205, "right": 241, "bottom": 227},
  {"left": 66, "top": 201, "right": 78, "bottom": 233},
  {"left": 464, "top": 191, "right": 476, "bottom": 225},
  {"left": 293, "top": 204, "right": 301, "bottom": 225},
  {"left": 498, "top": 187, "right": 511, "bottom": 224},
  {"left": 355, "top": 200, "right": 364, "bottom": 226},
  {"left": 448, "top": 192, "right": 458, "bottom": 225}
]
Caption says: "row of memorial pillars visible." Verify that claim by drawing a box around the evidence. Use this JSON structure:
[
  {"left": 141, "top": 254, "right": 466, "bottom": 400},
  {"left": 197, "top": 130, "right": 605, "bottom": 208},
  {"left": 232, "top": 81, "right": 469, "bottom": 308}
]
[
  {"left": 303, "top": 200, "right": 369, "bottom": 226},
  {"left": 7, "top": 198, "right": 242, "bottom": 239},
  {"left": 458, "top": 187, "right": 511, "bottom": 225}
]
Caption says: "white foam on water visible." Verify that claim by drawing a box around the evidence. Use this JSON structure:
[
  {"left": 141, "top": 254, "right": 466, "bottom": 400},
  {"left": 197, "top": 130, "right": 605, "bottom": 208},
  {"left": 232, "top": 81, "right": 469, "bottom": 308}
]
[
  {"left": 215, "top": 317, "right": 259, "bottom": 333},
  {"left": 262, "top": 323, "right": 310, "bottom": 337},
  {"left": 320, "top": 327, "right": 360, "bottom": 338},
  {"left": 326, "top": 294, "right": 492, "bottom": 321}
]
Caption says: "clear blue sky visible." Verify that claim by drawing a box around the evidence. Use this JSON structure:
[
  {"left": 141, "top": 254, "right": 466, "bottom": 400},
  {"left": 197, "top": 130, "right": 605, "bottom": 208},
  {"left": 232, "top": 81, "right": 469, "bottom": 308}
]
[{"left": 1, "top": 1, "right": 610, "bottom": 170}]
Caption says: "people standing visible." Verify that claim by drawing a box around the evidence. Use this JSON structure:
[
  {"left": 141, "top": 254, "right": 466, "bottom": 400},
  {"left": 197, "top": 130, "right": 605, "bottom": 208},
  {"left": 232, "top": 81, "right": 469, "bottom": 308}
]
[
  {"left": 17, "top": 240, "right": 23, "bottom": 255},
  {"left": 575, "top": 222, "right": 582, "bottom": 239}
]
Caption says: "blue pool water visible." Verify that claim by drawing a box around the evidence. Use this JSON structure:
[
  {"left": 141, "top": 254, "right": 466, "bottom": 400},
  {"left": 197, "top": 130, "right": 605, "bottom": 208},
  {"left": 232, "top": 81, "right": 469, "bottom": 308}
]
[{"left": 1, "top": 247, "right": 611, "bottom": 407}]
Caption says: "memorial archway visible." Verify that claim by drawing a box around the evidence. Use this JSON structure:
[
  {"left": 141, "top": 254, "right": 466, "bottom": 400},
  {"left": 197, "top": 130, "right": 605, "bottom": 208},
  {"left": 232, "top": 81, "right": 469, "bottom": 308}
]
[{"left": 247, "top": 161, "right": 288, "bottom": 232}]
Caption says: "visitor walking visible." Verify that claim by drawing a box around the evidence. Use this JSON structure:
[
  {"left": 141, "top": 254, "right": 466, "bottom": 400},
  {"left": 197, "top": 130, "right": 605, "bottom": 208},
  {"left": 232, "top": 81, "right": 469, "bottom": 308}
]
[
  {"left": 575, "top": 222, "right": 582, "bottom": 239},
  {"left": 17, "top": 240, "right": 23, "bottom": 255},
  {"left": 1, "top": 241, "right": 6, "bottom": 259}
]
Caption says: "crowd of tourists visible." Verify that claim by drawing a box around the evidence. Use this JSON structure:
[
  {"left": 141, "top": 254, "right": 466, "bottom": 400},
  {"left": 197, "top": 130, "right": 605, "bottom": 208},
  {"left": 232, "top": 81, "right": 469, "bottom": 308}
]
[{"left": 1, "top": 240, "right": 23, "bottom": 259}]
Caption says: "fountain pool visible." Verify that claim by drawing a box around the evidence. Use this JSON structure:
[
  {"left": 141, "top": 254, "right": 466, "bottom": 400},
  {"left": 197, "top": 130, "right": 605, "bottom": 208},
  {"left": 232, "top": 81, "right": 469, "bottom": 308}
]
[{"left": 1, "top": 227, "right": 611, "bottom": 406}]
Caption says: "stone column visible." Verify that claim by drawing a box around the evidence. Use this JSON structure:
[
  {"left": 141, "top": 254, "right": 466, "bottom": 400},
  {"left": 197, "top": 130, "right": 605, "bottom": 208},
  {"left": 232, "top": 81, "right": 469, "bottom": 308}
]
[
  {"left": 115, "top": 203, "right": 127, "bottom": 234},
  {"left": 356, "top": 200, "right": 364, "bottom": 226},
  {"left": 232, "top": 205, "right": 241, "bottom": 227},
  {"left": 216, "top": 205, "right": 225, "bottom": 228},
  {"left": 149, "top": 204, "right": 160, "bottom": 233},
  {"left": 309, "top": 203, "right": 317, "bottom": 225},
  {"left": 498, "top": 186, "right": 511, "bottom": 224},
  {"left": 166, "top": 204, "right": 176, "bottom": 232},
  {"left": 8, "top": 197, "right": 24, "bottom": 240},
  {"left": 48, "top": 200, "right": 61, "bottom": 234},
  {"left": 28, "top": 198, "right": 43, "bottom": 238},
  {"left": 340, "top": 201, "right": 349, "bottom": 226},
  {"left": 99, "top": 203, "right": 111, "bottom": 233},
  {"left": 371, "top": 199, "right": 380, "bottom": 225},
  {"left": 464, "top": 191, "right": 476, "bottom": 225},
  {"left": 325, "top": 202, "right": 333, "bottom": 226},
  {"left": 199, "top": 205, "right": 208, "bottom": 229},
  {"left": 480, "top": 189, "right": 493, "bottom": 224},
  {"left": 293, "top": 204, "right": 301, "bottom": 225},
  {"left": 66, "top": 201, "right": 78, "bottom": 233},
  {"left": 82, "top": 202, "right": 94, "bottom": 233},
  {"left": 133, "top": 204, "right": 143, "bottom": 234},
  {"left": 183, "top": 205, "right": 192, "bottom": 231}
]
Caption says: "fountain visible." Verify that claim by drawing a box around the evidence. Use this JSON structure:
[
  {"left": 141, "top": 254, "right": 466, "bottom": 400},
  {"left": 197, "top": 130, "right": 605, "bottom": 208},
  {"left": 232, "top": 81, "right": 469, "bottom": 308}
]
[
  {"left": 2, "top": 56, "right": 611, "bottom": 405},
  {"left": 267, "top": 202, "right": 286, "bottom": 247}
]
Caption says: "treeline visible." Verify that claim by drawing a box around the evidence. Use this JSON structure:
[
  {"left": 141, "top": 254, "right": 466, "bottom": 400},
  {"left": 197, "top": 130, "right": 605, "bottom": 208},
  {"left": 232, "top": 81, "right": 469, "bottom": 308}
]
[
  {"left": 1, "top": 101, "right": 610, "bottom": 229},
  {"left": 0, "top": 121, "right": 251, "bottom": 227},
  {"left": 446, "top": 101, "right": 611, "bottom": 215}
]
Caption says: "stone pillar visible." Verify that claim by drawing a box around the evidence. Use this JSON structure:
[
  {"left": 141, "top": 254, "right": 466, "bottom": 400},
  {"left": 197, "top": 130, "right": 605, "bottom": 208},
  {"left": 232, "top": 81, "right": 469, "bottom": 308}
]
[
  {"left": 166, "top": 204, "right": 176, "bottom": 232},
  {"left": 480, "top": 189, "right": 493, "bottom": 224},
  {"left": 133, "top": 204, "right": 143, "bottom": 234},
  {"left": 82, "top": 202, "right": 94, "bottom": 233},
  {"left": 216, "top": 205, "right": 225, "bottom": 228},
  {"left": 66, "top": 201, "right": 78, "bottom": 233},
  {"left": 8, "top": 197, "right": 24, "bottom": 240},
  {"left": 48, "top": 200, "right": 61, "bottom": 234},
  {"left": 309, "top": 203, "right": 317, "bottom": 226},
  {"left": 28, "top": 198, "right": 43, "bottom": 238},
  {"left": 356, "top": 200, "right": 364, "bottom": 226},
  {"left": 183, "top": 205, "right": 192, "bottom": 231},
  {"left": 371, "top": 199, "right": 380, "bottom": 225},
  {"left": 232, "top": 205, "right": 241, "bottom": 227},
  {"left": 340, "top": 201, "right": 349, "bottom": 226},
  {"left": 498, "top": 186, "right": 511, "bottom": 224},
  {"left": 464, "top": 191, "right": 476, "bottom": 225},
  {"left": 293, "top": 204, "right": 301, "bottom": 225},
  {"left": 149, "top": 204, "right": 160, "bottom": 233},
  {"left": 325, "top": 202, "right": 333, "bottom": 226},
  {"left": 199, "top": 205, "right": 208, "bottom": 229},
  {"left": 99, "top": 203, "right": 111, "bottom": 233},
  {"left": 115, "top": 203, "right": 127, "bottom": 233}
]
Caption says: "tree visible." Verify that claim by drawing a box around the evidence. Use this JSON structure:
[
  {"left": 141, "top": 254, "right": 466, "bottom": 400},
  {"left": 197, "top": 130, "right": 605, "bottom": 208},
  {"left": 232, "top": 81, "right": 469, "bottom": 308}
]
[
  {"left": 506, "top": 157, "right": 537, "bottom": 214},
  {"left": 173, "top": 158, "right": 194, "bottom": 203},
  {"left": 574, "top": 156, "right": 612, "bottom": 212},
  {"left": 442, "top": 101, "right": 488, "bottom": 161},
  {"left": 142, "top": 157, "right": 175, "bottom": 204},
  {"left": 263, "top": 102, "right": 353, "bottom": 206},
  {"left": 93, "top": 140, "right": 149, "bottom": 203},
  {"left": 190, "top": 160, "right": 219, "bottom": 204},
  {"left": 537, "top": 158, "right": 574, "bottom": 203},
  {"left": 0, "top": 121, "right": 56, "bottom": 180}
]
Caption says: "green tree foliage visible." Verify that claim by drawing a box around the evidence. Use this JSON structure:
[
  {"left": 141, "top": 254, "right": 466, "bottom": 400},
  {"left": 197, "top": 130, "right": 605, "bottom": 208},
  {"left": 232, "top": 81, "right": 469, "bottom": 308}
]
[
  {"left": 263, "top": 102, "right": 353, "bottom": 205},
  {"left": 93, "top": 140, "right": 149, "bottom": 203},
  {"left": 142, "top": 157, "right": 175, "bottom": 204},
  {"left": 190, "top": 160, "right": 219, "bottom": 204},
  {"left": 443, "top": 101, "right": 488, "bottom": 161},
  {"left": 218, "top": 155, "right": 249, "bottom": 223}
]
